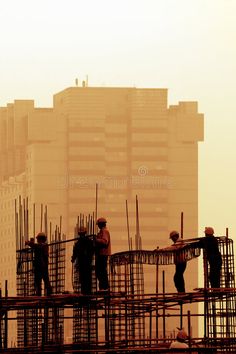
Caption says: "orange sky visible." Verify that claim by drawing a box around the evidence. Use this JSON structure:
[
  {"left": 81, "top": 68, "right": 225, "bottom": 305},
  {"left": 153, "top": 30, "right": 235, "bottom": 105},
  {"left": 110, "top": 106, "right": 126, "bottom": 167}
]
[{"left": 0, "top": 0, "right": 236, "bottom": 238}]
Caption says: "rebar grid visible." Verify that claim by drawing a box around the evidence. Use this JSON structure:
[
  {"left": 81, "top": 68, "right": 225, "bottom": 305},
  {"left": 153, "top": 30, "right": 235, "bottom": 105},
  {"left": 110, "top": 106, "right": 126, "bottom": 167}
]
[
  {"left": 203, "top": 237, "right": 236, "bottom": 351},
  {"left": 72, "top": 214, "right": 98, "bottom": 344},
  {"left": 1, "top": 290, "right": 236, "bottom": 352},
  {"left": 11, "top": 202, "right": 236, "bottom": 354},
  {"left": 16, "top": 237, "right": 66, "bottom": 347}
]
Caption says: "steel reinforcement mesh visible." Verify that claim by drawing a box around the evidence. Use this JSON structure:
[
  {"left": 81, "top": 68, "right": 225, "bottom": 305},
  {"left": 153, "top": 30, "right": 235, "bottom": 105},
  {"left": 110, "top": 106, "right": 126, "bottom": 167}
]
[
  {"left": 13, "top": 235, "right": 236, "bottom": 352},
  {"left": 16, "top": 239, "right": 65, "bottom": 347},
  {"left": 204, "top": 237, "right": 236, "bottom": 352}
]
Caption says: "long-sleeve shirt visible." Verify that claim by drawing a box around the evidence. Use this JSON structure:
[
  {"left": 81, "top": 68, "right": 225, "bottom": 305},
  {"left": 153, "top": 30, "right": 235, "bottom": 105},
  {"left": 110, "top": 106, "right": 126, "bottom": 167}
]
[
  {"left": 27, "top": 241, "right": 49, "bottom": 270},
  {"left": 95, "top": 227, "right": 111, "bottom": 256},
  {"left": 72, "top": 236, "right": 94, "bottom": 266},
  {"left": 173, "top": 239, "right": 187, "bottom": 264},
  {"left": 198, "top": 235, "right": 221, "bottom": 261}
]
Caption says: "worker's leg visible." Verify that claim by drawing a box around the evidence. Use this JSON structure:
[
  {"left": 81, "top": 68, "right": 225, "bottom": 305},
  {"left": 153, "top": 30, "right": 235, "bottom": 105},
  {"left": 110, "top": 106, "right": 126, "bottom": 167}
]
[
  {"left": 95, "top": 255, "right": 109, "bottom": 290},
  {"left": 79, "top": 262, "right": 92, "bottom": 294},
  {"left": 42, "top": 269, "right": 52, "bottom": 295},
  {"left": 34, "top": 271, "right": 42, "bottom": 296},
  {"left": 174, "top": 262, "right": 186, "bottom": 293}
]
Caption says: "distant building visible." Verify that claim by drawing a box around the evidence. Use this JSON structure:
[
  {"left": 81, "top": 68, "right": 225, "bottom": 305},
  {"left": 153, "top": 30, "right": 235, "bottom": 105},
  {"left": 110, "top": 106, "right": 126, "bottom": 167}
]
[{"left": 0, "top": 86, "right": 204, "bottom": 341}]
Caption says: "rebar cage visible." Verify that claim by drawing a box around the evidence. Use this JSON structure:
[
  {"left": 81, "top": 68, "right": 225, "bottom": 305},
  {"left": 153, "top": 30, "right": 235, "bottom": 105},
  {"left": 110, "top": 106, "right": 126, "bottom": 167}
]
[{"left": 10, "top": 235, "right": 236, "bottom": 353}]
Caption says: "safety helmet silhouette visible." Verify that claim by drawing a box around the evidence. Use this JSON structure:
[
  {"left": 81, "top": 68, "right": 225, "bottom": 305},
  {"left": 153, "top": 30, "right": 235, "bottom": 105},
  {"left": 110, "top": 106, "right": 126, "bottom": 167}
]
[
  {"left": 169, "top": 230, "right": 179, "bottom": 239},
  {"left": 204, "top": 227, "right": 214, "bottom": 235},
  {"left": 96, "top": 217, "right": 107, "bottom": 224},
  {"left": 36, "top": 232, "right": 47, "bottom": 241},
  {"left": 78, "top": 226, "right": 87, "bottom": 234},
  {"left": 177, "top": 329, "right": 188, "bottom": 340}
]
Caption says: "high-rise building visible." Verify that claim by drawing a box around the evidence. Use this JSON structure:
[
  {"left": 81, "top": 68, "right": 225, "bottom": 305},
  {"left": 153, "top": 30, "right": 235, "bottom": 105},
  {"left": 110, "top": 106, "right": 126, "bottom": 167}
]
[{"left": 0, "top": 85, "right": 204, "bottom": 341}]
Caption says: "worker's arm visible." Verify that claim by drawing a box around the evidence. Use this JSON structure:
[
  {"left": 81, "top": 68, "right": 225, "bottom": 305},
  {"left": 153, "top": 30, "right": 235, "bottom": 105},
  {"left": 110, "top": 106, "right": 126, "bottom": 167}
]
[
  {"left": 71, "top": 244, "right": 77, "bottom": 263},
  {"left": 160, "top": 242, "right": 186, "bottom": 252},
  {"left": 25, "top": 239, "right": 36, "bottom": 248},
  {"left": 95, "top": 229, "right": 110, "bottom": 248}
]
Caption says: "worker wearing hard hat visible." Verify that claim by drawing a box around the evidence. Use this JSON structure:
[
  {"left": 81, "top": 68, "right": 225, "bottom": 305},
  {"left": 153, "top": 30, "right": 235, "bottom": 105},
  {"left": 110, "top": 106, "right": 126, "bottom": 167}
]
[
  {"left": 169, "top": 328, "right": 189, "bottom": 350},
  {"left": 198, "top": 227, "right": 222, "bottom": 288},
  {"left": 25, "top": 232, "right": 52, "bottom": 296},
  {"left": 169, "top": 231, "right": 187, "bottom": 293},
  {"left": 94, "top": 217, "right": 111, "bottom": 291},
  {"left": 71, "top": 226, "right": 94, "bottom": 295}
]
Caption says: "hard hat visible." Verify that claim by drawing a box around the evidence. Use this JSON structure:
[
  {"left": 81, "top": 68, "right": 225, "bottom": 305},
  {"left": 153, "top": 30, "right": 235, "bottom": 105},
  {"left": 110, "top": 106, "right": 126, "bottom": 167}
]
[
  {"left": 169, "top": 230, "right": 179, "bottom": 239},
  {"left": 177, "top": 329, "right": 188, "bottom": 340},
  {"left": 36, "top": 232, "right": 47, "bottom": 240},
  {"left": 96, "top": 217, "right": 107, "bottom": 224},
  {"left": 204, "top": 227, "right": 214, "bottom": 235},
  {"left": 78, "top": 226, "right": 87, "bottom": 234}
]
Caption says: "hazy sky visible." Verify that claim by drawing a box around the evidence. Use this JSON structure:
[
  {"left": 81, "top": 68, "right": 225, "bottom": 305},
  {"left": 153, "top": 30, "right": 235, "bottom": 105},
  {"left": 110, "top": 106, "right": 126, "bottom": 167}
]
[{"left": 0, "top": 0, "right": 236, "bottom": 237}]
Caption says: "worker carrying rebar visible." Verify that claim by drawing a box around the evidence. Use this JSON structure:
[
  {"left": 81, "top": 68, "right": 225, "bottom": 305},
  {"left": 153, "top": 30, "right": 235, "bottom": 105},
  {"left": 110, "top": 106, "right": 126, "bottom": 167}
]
[
  {"left": 169, "top": 328, "right": 189, "bottom": 351},
  {"left": 25, "top": 232, "right": 52, "bottom": 296},
  {"left": 94, "top": 217, "right": 111, "bottom": 292},
  {"left": 71, "top": 226, "right": 94, "bottom": 295},
  {"left": 169, "top": 230, "right": 187, "bottom": 293},
  {"left": 198, "top": 227, "right": 222, "bottom": 288}
]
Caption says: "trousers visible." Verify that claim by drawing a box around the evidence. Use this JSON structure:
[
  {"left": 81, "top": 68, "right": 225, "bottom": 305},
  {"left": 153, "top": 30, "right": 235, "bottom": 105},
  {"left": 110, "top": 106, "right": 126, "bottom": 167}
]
[
  {"left": 95, "top": 255, "right": 109, "bottom": 290},
  {"left": 77, "top": 261, "right": 92, "bottom": 294},
  {"left": 209, "top": 255, "right": 222, "bottom": 288},
  {"left": 34, "top": 268, "right": 52, "bottom": 296},
  {"left": 174, "top": 262, "right": 186, "bottom": 293}
]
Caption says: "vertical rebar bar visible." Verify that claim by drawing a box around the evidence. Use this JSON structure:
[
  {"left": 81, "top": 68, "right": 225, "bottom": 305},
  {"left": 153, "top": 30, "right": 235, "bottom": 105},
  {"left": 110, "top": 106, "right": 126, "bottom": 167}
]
[
  {"left": 180, "top": 212, "right": 184, "bottom": 239},
  {"left": 15, "top": 199, "right": 18, "bottom": 250},
  {"left": 179, "top": 301, "right": 183, "bottom": 330},
  {"left": 95, "top": 183, "right": 98, "bottom": 223},
  {"left": 187, "top": 310, "right": 191, "bottom": 348},
  {"left": 40, "top": 204, "right": 43, "bottom": 232},
  {"left": 0, "top": 288, "right": 2, "bottom": 349},
  {"left": 4, "top": 281, "right": 8, "bottom": 349},
  {"left": 155, "top": 262, "right": 159, "bottom": 343},
  {"left": 26, "top": 197, "right": 29, "bottom": 241},
  {"left": 45, "top": 206, "right": 48, "bottom": 236},
  {"left": 126, "top": 200, "right": 131, "bottom": 252},
  {"left": 23, "top": 282, "right": 27, "bottom": 347},
  {"left": 149, "top": 308, "right": 152, "bottom": 347},
  {"left": 162, "top": 271, "right": 166, "bottom": 341},
  {"left": 33, "top": 203, "right": 36, "bottom": 237}
]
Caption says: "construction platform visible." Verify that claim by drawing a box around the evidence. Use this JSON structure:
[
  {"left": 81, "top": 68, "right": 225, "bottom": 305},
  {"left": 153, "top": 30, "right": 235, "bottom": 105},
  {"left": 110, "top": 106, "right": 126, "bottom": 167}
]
[
  {"left": 0, "top": 236, "right": 234, "bottom": 352},
  {"left": 0, "top": 289, "right": 236, "bottom": 353},
  {"left": 6, "top": 202, "right": 235, "bottom": 352}
]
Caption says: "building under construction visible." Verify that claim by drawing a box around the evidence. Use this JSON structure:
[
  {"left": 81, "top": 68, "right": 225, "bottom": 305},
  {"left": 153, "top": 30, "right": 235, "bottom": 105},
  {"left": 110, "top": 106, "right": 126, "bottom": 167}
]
[{"left": 0, "top": 201, "right": 235, "bottom": 353}]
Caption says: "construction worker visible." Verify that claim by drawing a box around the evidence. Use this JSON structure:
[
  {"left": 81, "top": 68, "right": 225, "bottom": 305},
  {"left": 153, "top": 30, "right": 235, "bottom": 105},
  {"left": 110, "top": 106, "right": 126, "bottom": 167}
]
[
  {"left": 25, "top": 232, "right": 52, "bottom": 296},
  {"left": 169, "top": 231, "right": 187, "bottom": 293},
  {"left": 169, "top": 328, "right": 189, "bottom": 351},
  {"left": 94, "top": 217, "right": 111, "bottom": 292},
  {"left": 71, "top": 226, "right": 94, "bottom": 295},
  {"left": 199, "top": 227, "right": 222, "bottom": 288}
]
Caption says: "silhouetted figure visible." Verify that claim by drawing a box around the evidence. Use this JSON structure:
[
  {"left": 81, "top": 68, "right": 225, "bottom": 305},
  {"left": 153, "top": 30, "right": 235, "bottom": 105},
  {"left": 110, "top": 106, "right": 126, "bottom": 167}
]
[
  {"left": 169, "top": 231, "right": 187, "bottom": 293},
  {"left": 94, "top": 217, "right": 111, "bottom": 292},
  {"left": 71, "top": 226, "right": 94, "bottom": 295},
  {"left": 169, "top": 329, "right": 189, "bottom": 351},
  {"left": 199, "top": 227, "right": 222, "bottom": 288},
  {"left": 25, "top": 232, "right": 52, "bottom": 296}
]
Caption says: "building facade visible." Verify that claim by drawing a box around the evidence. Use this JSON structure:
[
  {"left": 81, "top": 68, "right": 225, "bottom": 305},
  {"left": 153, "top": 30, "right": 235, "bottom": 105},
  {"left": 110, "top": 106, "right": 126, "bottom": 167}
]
[{"left": 0, "top": 86, "right": 204, "bottom": 340}]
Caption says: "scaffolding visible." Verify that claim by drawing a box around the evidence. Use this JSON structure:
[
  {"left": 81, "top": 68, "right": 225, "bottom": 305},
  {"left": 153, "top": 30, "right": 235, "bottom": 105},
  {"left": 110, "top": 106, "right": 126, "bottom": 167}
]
[
  {"left": 203, "top": 236, "right": 236, "bottom": 351},
  {"left": 16, "top": 235, "right": 66, "bottom": 347},
  {"left": 0, "top": 289, "right": 236, "bottom": 352},
  {"left": 72, "top": 214, "right": 98, "bottom": 345},
  {"left": 2, "top": 200, "right": 236, "bottom": 353},
  {"left": 15, "top": 198, "right": 66, "bottom": 348},
  {"left": 12, "top": 240, "right": 236, "bottom": 351}
]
